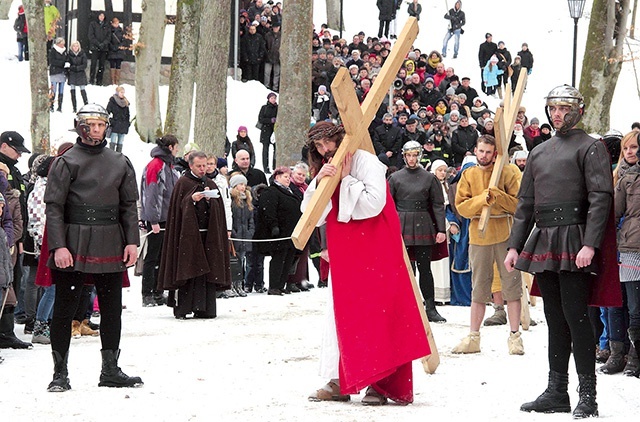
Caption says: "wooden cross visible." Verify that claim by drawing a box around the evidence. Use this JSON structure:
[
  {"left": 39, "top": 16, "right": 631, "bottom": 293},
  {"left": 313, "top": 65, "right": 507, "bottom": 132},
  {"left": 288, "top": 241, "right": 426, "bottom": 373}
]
[
  {"left": 291, "top": 17, "right": 440, "bottom": 374},
  {"left": 477, "top": 68, "right": 528, "bottom": 235}
]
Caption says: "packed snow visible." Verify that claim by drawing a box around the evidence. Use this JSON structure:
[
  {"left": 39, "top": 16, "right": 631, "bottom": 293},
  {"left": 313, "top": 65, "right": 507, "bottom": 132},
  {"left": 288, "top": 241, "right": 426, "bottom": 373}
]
[{"left": 1, "top": 0, "right": 639, "bottom": 420}]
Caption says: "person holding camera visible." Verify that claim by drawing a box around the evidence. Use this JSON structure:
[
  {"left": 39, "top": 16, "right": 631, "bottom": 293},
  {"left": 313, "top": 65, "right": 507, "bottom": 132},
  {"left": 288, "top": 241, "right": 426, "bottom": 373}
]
[{"left": 442, "top": 0, "right": 465, "bottom": 59}]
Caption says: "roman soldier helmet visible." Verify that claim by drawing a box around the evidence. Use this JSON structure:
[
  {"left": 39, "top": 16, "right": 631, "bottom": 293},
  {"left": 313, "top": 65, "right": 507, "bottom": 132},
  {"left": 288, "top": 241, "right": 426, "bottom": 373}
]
[
  {"left": 402, "top": 140, "right": 423, "bottom": 164},
  {"left": 544, "top": 85, "right": 584, "bottom": 134},
  {"left": 75, "top": 103, "right": 111, "bottom": 143}
]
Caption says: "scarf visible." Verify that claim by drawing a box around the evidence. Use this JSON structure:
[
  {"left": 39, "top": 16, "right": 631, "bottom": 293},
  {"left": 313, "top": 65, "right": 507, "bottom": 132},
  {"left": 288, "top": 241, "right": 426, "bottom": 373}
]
[{"left": 113, "top": 94, "right": 130, "bottom": 108}]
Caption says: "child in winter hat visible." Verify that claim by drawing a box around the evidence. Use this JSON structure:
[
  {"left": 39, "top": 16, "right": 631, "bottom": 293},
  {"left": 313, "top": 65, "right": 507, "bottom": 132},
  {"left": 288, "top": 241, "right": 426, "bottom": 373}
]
[{"left": 230, "top": 174, "right": 248, "bottom": 189}]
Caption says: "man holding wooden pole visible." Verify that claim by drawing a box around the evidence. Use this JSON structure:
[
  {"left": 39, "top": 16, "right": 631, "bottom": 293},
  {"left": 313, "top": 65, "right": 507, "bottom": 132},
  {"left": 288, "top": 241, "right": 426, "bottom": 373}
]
[{"left": 453, "top": 135, "right": 524, "bottom": 355}]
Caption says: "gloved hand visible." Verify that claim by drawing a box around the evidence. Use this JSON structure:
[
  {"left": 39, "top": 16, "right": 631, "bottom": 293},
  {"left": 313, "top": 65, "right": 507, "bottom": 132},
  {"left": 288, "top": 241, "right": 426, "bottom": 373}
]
[
  {"left": 64, "top": 62, "right": 71, "bottom": 68},
  {"left": 271, "top": 227, "right": 280, "bottom": 237},
  {"left": 271, "top": 117, "right": 276, "bottom": 123}
]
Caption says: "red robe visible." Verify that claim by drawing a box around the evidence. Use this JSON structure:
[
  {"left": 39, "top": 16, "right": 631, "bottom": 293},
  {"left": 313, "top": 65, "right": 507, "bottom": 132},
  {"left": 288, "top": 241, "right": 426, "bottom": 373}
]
[{"left": 326, "top": 185, "right": 430, "bottom": 403}]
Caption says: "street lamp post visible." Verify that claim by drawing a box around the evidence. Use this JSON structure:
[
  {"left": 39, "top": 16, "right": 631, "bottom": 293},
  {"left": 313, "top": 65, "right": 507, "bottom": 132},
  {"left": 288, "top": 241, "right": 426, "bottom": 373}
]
[
  {"left": 339, "top": 0, "right": 344, "bottom": 38},
  {"left": 567, "top": 0, "right": 586, "bottom": 87}
]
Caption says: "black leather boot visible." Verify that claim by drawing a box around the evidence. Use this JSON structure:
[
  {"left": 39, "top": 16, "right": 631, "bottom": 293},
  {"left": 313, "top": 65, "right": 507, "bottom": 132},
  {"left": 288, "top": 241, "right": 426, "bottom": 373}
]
[
  {"left": 47, "top": 351, "right": 71, "bottom": 392},
  {"left": 572, "top": 373, "right": 598, "bottom": 418},
  {"left": 0, "top": 307, "right": 33, "bottom": 349},
  {"left": 70, "top": 90, "right": 77, "bottom": 113},
  {"left": 628, "top": 326, "right": 640, "bottom": 378},
  {"left": 80, "top": 88, "right": 88, "bottom": 105},
  {"left": 520, "top": 370, "right": 571, "bottom": 413},
  {"left": 56, "top": 93, "right": 63, "bottom": 112},
  {"left": 425, "top": 298, "right": 447, "bottom": 323},
  {"left": 98, "top": 349, "right": 144, "bottom": 387}
]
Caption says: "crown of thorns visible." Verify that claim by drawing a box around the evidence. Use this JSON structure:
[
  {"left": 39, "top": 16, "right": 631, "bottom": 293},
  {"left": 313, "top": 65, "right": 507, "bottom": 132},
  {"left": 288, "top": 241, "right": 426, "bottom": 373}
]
[{"left": 308, "top": 124, "right": 345, "bottom": 144}]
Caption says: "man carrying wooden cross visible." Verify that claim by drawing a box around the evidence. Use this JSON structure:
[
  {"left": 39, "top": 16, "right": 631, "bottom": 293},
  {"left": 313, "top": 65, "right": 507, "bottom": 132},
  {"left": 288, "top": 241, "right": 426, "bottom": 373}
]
[
  {"left": 303, "top": 121, "right": 430, "bottom": 406},
  {"left": 453, "top": 134, "right": 524, "bottom": 355}
]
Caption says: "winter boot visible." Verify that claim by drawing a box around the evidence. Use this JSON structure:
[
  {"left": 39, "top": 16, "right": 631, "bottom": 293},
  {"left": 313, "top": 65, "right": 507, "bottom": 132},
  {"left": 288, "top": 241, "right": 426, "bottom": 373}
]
[
  {"left": 0, "top": 307, "right": 33, "bottom": 349},
  {"left": 71, "top": 320, "right": 81, "bottom": 338},
  {"left": 425, "top": 298, "right": 447, "bottom": 323},
  {"left": 234, "top": 281, "right": 247, "bottom": 297},
  {"left": 47, "top": 351, "right": 71, "bottom": 392},
  {"left": 98, "top": 349, "right": 144, "bottom": 387},
  {"left": 56, "top": 93, "right": 63, "bottom": 112},
  {"left": 153, "top": 292, "right": 167, "bottom": 306},
  {"left": 508, "top": 331, "right": 525, "bottom": 355},
  {"left": 70, "top": 90, "right": 77, "bottom": 113},
  {"left": 114, "top": 69, "right": 121, "bottom": 85},
  {"left": 572, "top": 373, "right": 598, "bottom": 419},
  {"left": 115, "top": 142, "right": 123, "bottom": 153},
  {"left": 109, "top": 142, "right": 117, "bottom": 151},
  {"left": 452, "top": 331, "right": 481, "bottom": 354},
  {"left": 497, "top": 85, "right": 503, "bottom": 99},
  {"left": 49, "top": 92, "right": 55, "bottom": 112},
  {"left": 80, "top": 319, "right": 99, "bottom": 336},
  {"left": 520, "top": 371, "right": 571, "bottom": 413},
  {"left": 598, "top": 340, "right": 626, "bottom": 374},
  {"left": 32, "top": 320, "right": 51, "bottom": 345},
  {"left": 24, "top": 317, "right": 35, "bottom": 335},
  {"left": 623, "top": 343, "right": 639, "bottom": 377},
  {"left": 142, "top": 294, "right": 155, "bottom": 307},
  {"left": 595, "top": 345, "right": 610, "bottom": 363},
  {"left": 628, "top": 326, "right": 640, "bottom": 377},
  {"left": 80, "top": 88, "right": 88, "bottom": 105},
  {"left": 484, "top": 304, "right": 507, "bottom": 326}
]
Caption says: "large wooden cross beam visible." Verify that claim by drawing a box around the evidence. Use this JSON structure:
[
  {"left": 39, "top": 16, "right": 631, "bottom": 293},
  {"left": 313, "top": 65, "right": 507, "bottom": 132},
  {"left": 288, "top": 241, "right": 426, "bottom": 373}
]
[
  {"left": 477, "top": 68, "right": 528, "bottom": 235},
  {"left": 291, "top": 17, "right": 440, "bottom": 374}
]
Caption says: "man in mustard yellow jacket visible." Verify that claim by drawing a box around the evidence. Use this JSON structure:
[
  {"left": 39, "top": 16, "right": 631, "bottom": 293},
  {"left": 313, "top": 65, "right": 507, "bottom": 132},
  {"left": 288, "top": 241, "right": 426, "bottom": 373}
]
[{"left": 453, "top": 135, "right": 524, "bottom": 355}]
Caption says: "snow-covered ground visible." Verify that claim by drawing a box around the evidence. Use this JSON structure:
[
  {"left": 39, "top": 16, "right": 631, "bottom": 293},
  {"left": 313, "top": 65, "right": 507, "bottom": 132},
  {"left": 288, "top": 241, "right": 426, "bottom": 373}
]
[{"left": 1, "top": 0, "right": 640, "bottom": 420}]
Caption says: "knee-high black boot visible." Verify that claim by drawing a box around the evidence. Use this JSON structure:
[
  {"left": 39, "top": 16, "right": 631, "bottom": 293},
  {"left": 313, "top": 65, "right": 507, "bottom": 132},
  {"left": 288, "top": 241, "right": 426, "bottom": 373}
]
[
  {"left": 98, "top": 349, "right": 144, "bottom": 387},
  {"left": 520, "top": 370, "right": 571, "bottom": 413},
  {"left": 572, "top": 373, "right": 598, "bottom": 418},
  {"left": 56, "top": 93, "right": 63, "bottom": 112},
  {"left": 70, "top": 90, "right": 77, "bottom": 113},
  {"left": 0, "top": 307, "right": 33, "bottom": 349},
  {"left": 81, "top": 88, "right": 88, "bottom": 105},
  {"left": 47, "top": 350, "right": 71, "bottom": 392}
]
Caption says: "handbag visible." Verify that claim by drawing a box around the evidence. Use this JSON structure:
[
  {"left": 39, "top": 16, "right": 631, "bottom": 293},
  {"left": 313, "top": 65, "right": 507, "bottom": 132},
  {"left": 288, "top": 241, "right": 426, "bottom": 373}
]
[
  {"left": 256, "top": 121, "right": 264, "bottom": 130},
  {"left": 229, "top": 241, "right": 244, "bottom": 283}
]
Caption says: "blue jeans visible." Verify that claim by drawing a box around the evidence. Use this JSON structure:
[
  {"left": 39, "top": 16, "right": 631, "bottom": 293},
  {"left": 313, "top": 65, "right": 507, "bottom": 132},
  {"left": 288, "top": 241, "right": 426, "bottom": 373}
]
[
  {"left": 17, "top": 40, "right": 27, "bottom": 61},
  {"left": 626, "top": 281, "right": 640, "bottom": 329},
  {"left": 36, "top": 285, "right": 56, "bottom": 322},
  {"left": 245, "top": 250, "right": 265, "bottom": 290},
  {"left": 442, "top": 29, "right": 461, "bottom": 56},
  {"left": 52, "top": 81, "right": 65, "bottom": 96},
  {"left": 110, "top": 132, "right": 125, "bottom": 146},
  {"left": 606, "top": 284, "right": 629, "bottom": 342}
]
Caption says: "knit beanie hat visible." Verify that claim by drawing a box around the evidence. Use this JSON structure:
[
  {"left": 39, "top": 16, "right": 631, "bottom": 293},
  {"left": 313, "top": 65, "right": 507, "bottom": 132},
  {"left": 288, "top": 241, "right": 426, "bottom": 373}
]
[{"left": 230, "top": 174, "right": 248, "bottom": 188}]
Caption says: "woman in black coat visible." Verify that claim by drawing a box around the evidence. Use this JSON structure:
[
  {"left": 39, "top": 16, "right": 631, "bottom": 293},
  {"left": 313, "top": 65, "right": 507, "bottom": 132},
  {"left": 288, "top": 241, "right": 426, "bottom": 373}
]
[
  {"left": 106, "top": 86, "right": 130, "bottom": 152},
  {"left": 67, "top": 41, "right": 89, "bottom": 112},
  {"left": 254, "top": 167, "right": 302, "bottom": 295},
  {"left": 48, "top": 37, "right": 67, "bottom": 112},
  {"left": 108, "top": 18, "right": 129, "bottom": 85}
]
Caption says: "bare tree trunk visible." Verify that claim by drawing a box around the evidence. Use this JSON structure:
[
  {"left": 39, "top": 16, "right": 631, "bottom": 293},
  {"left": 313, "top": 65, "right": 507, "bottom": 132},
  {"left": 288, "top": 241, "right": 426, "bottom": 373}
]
[
  {"left": 24, "top": 0, "right": 50, "bottom": 154},
  {"left": 277, "top": 0, "right": 313, "bottom": 167},
  {"left": 165, "top": 0, "right": 200, "bottom": 143},
  {"left": 0, "top": 0, "right": 12, "bottom": 20},
  {"left": 134, "top": 0, "right": 165, "bottom": 143},
  {"left": 193, "top": 1, "right": 229, "bottom": 156},
  {"left": 325, "top": 0, "right": 343, "bottom": 31},
  {"left": 579, "top": 0, "right": 630, "bottom": 133},
  {"left": 631, "top": 0, "right": 638, "bottom": 38}
]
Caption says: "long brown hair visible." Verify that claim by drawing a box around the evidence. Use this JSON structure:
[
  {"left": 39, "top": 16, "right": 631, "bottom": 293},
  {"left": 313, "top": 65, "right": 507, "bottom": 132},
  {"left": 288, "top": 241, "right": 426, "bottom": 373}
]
[
  {"left": 306, "top": 121, "right": 346, "bottom": 177},
  {"left": 230, "top": 185, "right": 254, "bottom": 211},
  {"left": 613, "top": 131, "right": 640, "bottom": 186}
]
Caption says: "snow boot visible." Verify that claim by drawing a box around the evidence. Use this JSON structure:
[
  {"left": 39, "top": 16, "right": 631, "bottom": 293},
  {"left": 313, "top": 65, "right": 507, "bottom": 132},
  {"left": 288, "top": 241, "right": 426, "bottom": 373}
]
[
  {"left": 70, "top": 90, "right": 77, "bottom": 113},
  {"left": 520, "top": 370, "right": 570, "bottom": 413},
  {"left": 153, "top": 292, "right": 167, "bottom": 306},
  {"left": 508, "top": 331, "right": 525, "bottom": 355},
  {"left": 71, "top": 320, "right": 81, "bottom": 338},
  {"left": 452, "top": 331, "right": 480, "bottom": 354},
  {"left": 115, "top": 142, "right": 123, "bottom": 153},
  {"left": 572, "top": 373, "right": 598, "bottom": 419},
  {"left": 32, "top": 320, "right": 51, "bottom": 345},
  {"left": 98, "top": 349, "right": 144, "bottom": 388},
  {"left": 0, "top": 307, "right": 33, "bottom": 349},
  {"left": 56, "top": 93, "right": 63, "bottom": 112},
  {"left": 80, "top": 88, "right": 88, "bottom": 105},
  {"left": 425, "top": 298, "right": 446, "bottom": 323},
  {"left": 628, "top": 326, "right": 640, "bottom": 377},
  {"left": 595, "top": 345, "right": 610, "bottom": 363},
  {"left": 598, "top": 340, "right": 625, "bottom": 374},
  {"left": 24, "top": 317, "right": 35, "bottom": 335},
  {"left": 142, "top": 294, "right": 155, "bottom": 307},
  {"left": 484, "top": 304, "right": 507, "bottom": 326},
  {"left": 234, "top": 281, "right": 247, "bottom": 297},
  {"left": 47, "top": 351, "right": 71, "bottom": 392},
  {"left": 623, "top": 343, "right": 639, "bottom": 377},
  {"left": 80, "top": 319, "right": 99, "bottom": 336}
]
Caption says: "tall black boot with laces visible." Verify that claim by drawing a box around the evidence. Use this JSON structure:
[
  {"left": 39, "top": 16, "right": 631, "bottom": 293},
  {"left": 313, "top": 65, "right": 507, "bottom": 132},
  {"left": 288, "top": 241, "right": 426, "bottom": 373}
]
[
  {"left": 520, "top": 370, "right": 571, "bottom": 413},
  {"left": 572, "top": 373, "right": 598, "bottom": 419},
  {"left": 47, "top": 351, "right": 71, "bottom": 392},
  {"left": 98, "top": 349, "right": 144, "bottom": 388}
]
